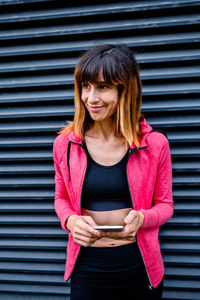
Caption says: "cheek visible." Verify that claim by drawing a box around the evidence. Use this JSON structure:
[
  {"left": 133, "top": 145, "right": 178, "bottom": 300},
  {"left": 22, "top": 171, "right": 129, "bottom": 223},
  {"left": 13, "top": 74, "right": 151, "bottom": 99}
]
[
  {"left": 112, "top": 90, "right": 119, "bottom": 106},
  {"left": 112, "top": 102, "right": 118, "bottom": 113},
  {"left": 81, "top": 91, "right": 86, "bottom": 103},
  {"left": 107, "top": 100, "right": 118, "bottom": 116},
  {"left": 111, "top": 95, "right": 119, "bottom": 110}
]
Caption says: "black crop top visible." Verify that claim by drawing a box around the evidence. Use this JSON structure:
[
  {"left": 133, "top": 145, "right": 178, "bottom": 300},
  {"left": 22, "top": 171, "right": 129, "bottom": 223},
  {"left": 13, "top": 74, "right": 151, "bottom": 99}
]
[{"left": 82, "top": 143, "right": 133, "bottom": 211}]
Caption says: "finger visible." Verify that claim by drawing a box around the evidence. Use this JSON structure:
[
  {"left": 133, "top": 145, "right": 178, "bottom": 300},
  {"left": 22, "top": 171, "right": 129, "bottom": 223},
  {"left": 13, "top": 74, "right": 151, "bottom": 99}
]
[
  {"left": 82, "top": 223, "right": 103, "bottom": 237},
  {"left": 74, "top": 227, "right": 99, "bottom": 240},
  {"left": 124, "top": 210, "right": 138, "bottom": 224},
  {"left": 73, "top": 232, "right": 98, "bottom": 246},
  {"left": 73, "top": 237, "right": 91, "bottom": 247},
  {"left": 84, "top": 216, "right": 98, "bottom": 227},
  {"left": 82, "top": 217, "right": 103, "bottom": 237},
  {"left": 106, "top": 231, "right": 136, "bottom": 241},
  {"left": 106, "top": 224, "right": 136, "bottom": 240},
  {"left": 76, "top": 218, "right": 102, "bottom": 237},
  {"left": 105, "top": 228, "right": 126, "bottom": 239}
]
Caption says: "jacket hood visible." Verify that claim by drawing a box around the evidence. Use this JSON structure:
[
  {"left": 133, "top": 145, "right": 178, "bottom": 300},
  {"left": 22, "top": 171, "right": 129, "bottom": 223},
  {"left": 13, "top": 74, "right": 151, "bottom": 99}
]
[{"left": 140, "top": 118, "right": 152, "bottom": 135}]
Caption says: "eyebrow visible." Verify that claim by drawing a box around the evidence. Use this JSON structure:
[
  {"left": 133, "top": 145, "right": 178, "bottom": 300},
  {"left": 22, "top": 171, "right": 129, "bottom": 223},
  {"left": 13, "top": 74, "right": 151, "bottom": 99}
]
[
  {"left": 96, "top": 81, "right": 112, "bottom": 85},
  {"left": 81, "top": 80, "right": 108, "bottom": 84},
  {"left": 81, "top": 80, "right": 113, "bottom": 86}
]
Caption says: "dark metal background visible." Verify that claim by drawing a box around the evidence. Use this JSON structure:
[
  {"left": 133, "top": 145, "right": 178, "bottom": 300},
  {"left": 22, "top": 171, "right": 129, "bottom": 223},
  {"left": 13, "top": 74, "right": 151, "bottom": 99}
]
[{"left": 0, "top": 0, "right": 200, "bottom": 299}]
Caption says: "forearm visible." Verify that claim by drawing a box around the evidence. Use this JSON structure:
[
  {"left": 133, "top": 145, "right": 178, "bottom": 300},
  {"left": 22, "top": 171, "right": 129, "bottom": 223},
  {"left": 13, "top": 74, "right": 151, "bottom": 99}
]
[
  {"left": 140, "top": 202, "right": 174, "bottom": 229},
  {"left": 54, "top": 196, "right": 77, "bottom": 232}
]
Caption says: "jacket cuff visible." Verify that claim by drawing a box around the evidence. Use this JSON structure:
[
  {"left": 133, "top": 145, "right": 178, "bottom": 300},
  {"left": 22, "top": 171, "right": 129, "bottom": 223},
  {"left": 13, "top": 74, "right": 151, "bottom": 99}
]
[{"left": 140, "top": 209, "right": 159, "bottom": 229}]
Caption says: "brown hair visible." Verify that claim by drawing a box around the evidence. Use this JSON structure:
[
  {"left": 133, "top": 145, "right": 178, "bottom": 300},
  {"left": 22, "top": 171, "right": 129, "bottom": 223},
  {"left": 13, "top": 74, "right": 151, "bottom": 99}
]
[{"left": 60, "top": 44, "right": 143, "bottom": 148}]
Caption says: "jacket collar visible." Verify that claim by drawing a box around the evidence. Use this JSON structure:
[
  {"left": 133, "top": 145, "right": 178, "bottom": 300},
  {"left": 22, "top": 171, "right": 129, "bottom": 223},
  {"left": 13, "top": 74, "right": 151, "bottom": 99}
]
[
  {"left": 131, "top": 118, "right": 152, "bottom": 149},
  {"left": 66, "top": 118, "right": 152, "bottom": 181},
  {"left": 139, "top": 117, "right": 153, "bottom": 135},
  {"left": 67, "top": 130, "right": 82, "bottom": 144}
]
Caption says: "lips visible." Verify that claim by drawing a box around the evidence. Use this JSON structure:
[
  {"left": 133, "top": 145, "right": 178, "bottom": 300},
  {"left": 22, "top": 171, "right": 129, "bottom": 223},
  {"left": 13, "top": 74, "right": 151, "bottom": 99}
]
[{"left": 88, "top": 105, "right": 104, "bottom": 112}]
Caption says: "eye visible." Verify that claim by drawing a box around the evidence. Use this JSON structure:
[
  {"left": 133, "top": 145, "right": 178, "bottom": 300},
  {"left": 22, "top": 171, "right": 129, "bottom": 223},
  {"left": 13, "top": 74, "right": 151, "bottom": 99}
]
[
  {"left": 98, "top": 84, "right": 109, "bottom": 90},
  {"left": 81, "top": 82, "right": 90, "bottom": 89}
]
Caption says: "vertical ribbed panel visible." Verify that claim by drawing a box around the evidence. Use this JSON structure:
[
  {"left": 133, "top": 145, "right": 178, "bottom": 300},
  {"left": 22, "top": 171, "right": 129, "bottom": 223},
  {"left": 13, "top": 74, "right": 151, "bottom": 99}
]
[{"left": 0, "top": 0, "right": 199, "bottom": 299}]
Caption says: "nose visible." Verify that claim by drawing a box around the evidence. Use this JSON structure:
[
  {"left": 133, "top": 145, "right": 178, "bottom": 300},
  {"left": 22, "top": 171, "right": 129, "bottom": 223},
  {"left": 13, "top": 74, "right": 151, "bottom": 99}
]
[{"left": 87, "top": 86, "right": 99, "bottom": 104}]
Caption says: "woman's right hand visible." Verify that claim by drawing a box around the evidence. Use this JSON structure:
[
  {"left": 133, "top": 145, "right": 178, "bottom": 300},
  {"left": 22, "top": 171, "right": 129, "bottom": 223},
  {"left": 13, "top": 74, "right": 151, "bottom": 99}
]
[{"left": 66, "top": 215, "right": 104, "bottom": 247}]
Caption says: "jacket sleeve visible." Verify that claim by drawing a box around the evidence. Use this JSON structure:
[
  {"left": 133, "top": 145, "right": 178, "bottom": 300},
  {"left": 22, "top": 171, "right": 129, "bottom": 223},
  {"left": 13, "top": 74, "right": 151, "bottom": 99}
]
[
  {"left": 53, "top": 137, "right": 77, "bottom": 232},
  {"left": 140, "top": 136, "right": 174, "bottom": 229}
]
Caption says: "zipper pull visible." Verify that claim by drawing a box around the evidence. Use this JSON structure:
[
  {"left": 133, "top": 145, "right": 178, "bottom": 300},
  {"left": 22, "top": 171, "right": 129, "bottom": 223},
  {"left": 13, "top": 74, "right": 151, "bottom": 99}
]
[{"left": 148, "top": 284, "right": 153, "bottom": 290}]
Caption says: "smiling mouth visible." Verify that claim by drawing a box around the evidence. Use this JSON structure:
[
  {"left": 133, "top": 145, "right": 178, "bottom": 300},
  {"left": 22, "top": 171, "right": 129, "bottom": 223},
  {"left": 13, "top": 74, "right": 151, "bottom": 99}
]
[
  {"left": 88, "top": 105, "right": 104, "bottom": 111},
  {"left": 89, "top": 105, "right": 104, "bottom": 108}
]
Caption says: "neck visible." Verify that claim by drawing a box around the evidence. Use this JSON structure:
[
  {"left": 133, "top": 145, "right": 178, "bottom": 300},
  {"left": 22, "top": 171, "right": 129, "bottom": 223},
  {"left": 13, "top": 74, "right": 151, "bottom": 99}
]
[{"left": 86, "top": 119, "right": 116, "bottom": 142}]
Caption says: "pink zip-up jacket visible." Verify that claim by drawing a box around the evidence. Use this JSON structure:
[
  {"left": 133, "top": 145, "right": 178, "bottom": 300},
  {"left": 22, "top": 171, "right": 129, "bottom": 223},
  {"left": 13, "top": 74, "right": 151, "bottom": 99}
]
[{"left": 53, "top": 118, "right": 174, "bottom": 288}]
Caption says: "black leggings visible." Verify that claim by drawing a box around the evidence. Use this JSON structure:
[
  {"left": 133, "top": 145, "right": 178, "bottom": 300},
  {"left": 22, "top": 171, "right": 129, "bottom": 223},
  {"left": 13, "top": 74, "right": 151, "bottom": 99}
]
[{"left": 70, "top": 243, "right": 163, "bottom": 300}]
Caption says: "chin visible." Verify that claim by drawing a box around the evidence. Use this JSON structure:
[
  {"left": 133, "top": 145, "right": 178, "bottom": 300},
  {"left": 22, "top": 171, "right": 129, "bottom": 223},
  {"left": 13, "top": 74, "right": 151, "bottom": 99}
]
[
  {"left": 89, "top": 111, "right": 114, "bottom": 121},
  {"left": 89, "top": 113, "right": 105, "bottom": 121}
]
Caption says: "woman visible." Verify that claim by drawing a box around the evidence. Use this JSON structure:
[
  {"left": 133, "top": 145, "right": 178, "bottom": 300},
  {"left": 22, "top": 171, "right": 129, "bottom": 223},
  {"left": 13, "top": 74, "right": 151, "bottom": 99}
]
[{"left": 53, "top": 44, "right": 173, "bottom": 299}]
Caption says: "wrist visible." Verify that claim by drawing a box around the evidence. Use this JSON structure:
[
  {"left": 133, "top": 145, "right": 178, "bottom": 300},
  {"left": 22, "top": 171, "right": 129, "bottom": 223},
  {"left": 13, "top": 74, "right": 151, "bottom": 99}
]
[
  {"left": 137, "top": 211, "right": 144, "bottom": 227},
  {"left": 66, "top": 214, "right": 78, "bottom": 231}
]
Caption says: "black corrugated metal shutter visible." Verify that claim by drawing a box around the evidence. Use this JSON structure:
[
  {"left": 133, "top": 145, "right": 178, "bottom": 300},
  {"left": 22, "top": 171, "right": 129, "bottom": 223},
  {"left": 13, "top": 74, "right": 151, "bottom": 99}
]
[{"left": 0, "top": 0, "right": 199, "bottom": 299}]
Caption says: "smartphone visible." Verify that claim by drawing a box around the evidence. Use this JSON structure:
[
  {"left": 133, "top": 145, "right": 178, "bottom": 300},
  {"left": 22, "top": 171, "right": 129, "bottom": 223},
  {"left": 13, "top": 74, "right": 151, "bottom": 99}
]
[{"left": 93, "top": 225, "right": 124, "bottom": 231}]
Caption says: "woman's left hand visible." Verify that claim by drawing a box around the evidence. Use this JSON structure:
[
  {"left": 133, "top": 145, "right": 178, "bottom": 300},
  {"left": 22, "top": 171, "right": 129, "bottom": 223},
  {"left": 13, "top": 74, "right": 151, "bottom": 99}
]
[{"left": 105, "top": 210, "right": 144, "bottom": 241}]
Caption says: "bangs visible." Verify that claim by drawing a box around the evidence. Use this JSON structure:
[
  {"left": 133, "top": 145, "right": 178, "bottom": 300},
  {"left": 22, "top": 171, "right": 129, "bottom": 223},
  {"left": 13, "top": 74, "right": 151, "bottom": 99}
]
[{"left": 76, "top": 51, "right": 124, "bottom": 86}]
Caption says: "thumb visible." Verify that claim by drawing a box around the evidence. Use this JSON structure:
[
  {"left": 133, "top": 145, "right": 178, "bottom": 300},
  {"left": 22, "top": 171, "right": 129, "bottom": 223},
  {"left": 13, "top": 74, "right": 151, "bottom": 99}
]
[
  {"left": 84, "top": 216, "right": 97, "bottom": 227},
  {"left": 124, "top": 210, "right": 137, "bottom": 224}
]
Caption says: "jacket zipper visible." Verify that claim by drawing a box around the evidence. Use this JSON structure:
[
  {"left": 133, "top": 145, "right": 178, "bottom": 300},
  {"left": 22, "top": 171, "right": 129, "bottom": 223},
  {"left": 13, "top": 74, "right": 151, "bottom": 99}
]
[
  {"left": 126, "top": 147, "right": 153, "bottom": 290},
  {"left": 68, "top": 142, "right": 88, "bottom": 277},
  {"left": 79, "top": 146, "right": 88, "bottom": 216}
]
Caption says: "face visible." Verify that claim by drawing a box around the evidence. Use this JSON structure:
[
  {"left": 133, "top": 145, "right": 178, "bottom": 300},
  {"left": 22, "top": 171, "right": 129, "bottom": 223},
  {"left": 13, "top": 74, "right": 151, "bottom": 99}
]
[{"left": 81, "top": 75, "right": 119, "bottom": 123}]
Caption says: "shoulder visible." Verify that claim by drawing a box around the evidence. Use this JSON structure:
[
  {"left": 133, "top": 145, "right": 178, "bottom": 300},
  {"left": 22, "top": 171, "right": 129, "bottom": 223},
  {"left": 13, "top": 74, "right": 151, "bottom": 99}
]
[
  {"left": 147, "top": 130, "right": 168, "bottom": 144},
  {"left": 53, "top": 132, "right": 69, "bottom": 147},
  {"left": 145, "top": 130, "right": 170, "bottom": 158},
  {"left": 53, "top": 130, "right": 82, "bottom": 161},
  {"left": 53, "top": 132, "right": 71, "bottom": 161}
]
